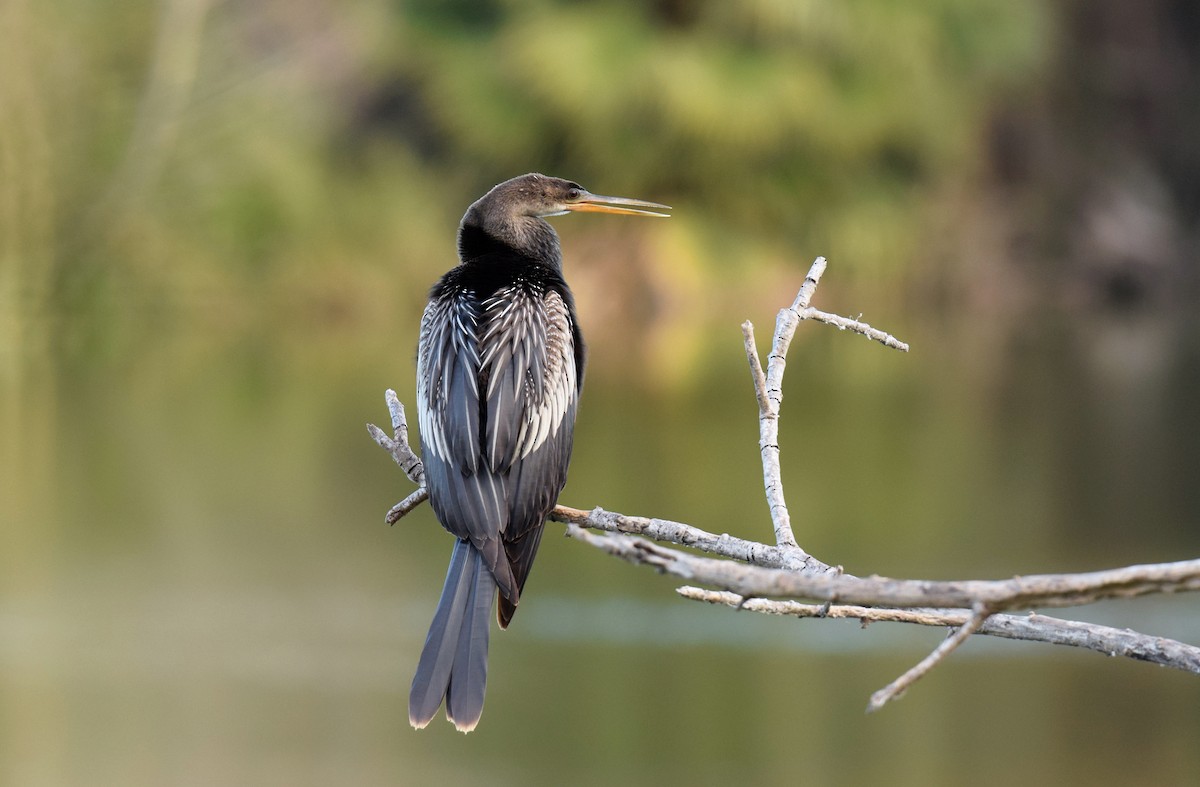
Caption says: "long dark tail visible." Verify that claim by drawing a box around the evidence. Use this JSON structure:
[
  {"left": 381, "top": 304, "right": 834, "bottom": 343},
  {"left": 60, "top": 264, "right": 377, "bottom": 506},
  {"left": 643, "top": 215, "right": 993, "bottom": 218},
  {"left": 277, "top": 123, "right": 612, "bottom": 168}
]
[{"left": 408, "top": 539, "right": 496, "bottom": 732}]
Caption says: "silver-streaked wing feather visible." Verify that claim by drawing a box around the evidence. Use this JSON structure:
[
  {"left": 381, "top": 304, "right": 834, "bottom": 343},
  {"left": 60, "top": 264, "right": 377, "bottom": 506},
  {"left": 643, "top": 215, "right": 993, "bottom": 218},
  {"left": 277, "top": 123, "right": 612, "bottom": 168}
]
[
  {"left": 490, "top": 288, "right": 579, "bottom": 628},
  {"left": 417, "top": 290, "right": 517, "bottom": 599},
  {"left": 479, "top": 287, "right": 577, "bottom": 477},
  {"left": 417, "top": 293, "right": 480, "bottom": 471}
]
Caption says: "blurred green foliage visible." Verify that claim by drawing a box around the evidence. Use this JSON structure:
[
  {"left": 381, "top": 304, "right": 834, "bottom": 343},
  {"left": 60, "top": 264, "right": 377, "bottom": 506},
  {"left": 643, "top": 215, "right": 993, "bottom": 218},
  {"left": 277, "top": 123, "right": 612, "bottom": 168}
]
[{"left": 1, "top": 0, "right": 1047, "bottom": 366}]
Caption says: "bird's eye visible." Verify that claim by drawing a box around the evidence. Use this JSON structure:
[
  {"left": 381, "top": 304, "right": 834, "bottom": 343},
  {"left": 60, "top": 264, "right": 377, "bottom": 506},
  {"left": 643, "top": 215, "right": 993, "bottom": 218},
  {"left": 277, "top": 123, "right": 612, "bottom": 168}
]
[{"left": 566, "top": 187, "right": 583, "bottom": 201}]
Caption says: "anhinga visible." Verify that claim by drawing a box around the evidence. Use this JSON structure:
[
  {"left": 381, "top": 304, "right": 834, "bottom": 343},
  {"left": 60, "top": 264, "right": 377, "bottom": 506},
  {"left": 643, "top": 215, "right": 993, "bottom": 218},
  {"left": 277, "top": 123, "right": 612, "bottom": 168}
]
[{"left": 409, "top": 173, "right": 670, "bottom": 732}]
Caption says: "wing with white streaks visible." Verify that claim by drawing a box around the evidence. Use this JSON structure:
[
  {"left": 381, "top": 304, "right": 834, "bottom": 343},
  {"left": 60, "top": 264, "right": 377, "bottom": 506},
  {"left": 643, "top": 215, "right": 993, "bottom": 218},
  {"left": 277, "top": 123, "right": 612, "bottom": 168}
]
[
  {"left": 417, "top": 289, "right": 517, "bottom": 600},
  {"left": 479, "top": 287, "right": 577, "bottom": 477}
]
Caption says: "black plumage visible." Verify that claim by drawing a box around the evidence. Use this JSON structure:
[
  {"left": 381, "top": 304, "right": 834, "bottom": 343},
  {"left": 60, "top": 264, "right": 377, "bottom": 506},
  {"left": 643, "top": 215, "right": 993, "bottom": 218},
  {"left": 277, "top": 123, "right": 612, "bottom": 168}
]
[{"left": 408, "top": 173, "right": 669, "bottom": 732}]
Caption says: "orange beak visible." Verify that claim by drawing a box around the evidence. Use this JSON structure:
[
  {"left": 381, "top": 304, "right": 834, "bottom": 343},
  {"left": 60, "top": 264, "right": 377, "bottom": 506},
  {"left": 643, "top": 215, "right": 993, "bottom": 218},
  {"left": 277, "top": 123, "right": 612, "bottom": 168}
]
[{"left": 565, "top": 192, "right": 671, "bottom": 218}]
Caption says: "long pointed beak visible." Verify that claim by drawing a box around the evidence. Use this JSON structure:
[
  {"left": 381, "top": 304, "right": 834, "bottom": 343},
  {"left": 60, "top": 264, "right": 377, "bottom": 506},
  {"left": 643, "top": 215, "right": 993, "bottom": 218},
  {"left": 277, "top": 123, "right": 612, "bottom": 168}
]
[{"left": 566, "top": 192, "right": 672, "bottom": 218}]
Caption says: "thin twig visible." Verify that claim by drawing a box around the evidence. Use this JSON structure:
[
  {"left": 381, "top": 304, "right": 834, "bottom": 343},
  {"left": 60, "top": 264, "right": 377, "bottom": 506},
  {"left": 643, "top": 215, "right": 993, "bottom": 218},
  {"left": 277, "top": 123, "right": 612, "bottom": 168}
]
[
  {"left": 867, "top": 604, "right": 992, "bottom": 713},
  {"left": 677, "top": 587, "right": 1200, "bottom": 674},
  {"left": 367, "top": 388, "right": 425, "bottom": 488},
  {"left": 386, "top": 488, "right": 430, "bottom": 525},
  {"left": 369, "top": 389, "right": 430, "bottom": 525},
  {"left": 741, "top": 322, "right": 771, "bottom": 414},
  {"left": 801, "top": 308, "right": 910, "bottom": 352},
  {"left": 549, "top": 506, "right": 835, "bottom": 574},
  {"left": 790, "top": 256, "right": 827, "bottom": 313}
]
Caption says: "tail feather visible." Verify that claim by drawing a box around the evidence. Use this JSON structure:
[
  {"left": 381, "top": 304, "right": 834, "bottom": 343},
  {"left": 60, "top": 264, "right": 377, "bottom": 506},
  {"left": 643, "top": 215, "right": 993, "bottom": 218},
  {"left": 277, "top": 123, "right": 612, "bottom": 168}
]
[
  {"left": 445, "top": 555, "right": 496, "bottom": 731},
  {"left": 408, "top": 540, "right": 495, "bottom": 732}
]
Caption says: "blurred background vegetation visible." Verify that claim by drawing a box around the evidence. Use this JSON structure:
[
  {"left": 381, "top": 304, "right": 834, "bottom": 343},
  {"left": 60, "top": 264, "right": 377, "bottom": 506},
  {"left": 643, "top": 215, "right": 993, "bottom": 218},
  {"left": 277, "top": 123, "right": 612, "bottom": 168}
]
[
  {"left": 3, "top": 1, "right": 1200, "bottom": 785},
  {"left": 3, "top": 0, "right": 1197, "bottom": 369}
]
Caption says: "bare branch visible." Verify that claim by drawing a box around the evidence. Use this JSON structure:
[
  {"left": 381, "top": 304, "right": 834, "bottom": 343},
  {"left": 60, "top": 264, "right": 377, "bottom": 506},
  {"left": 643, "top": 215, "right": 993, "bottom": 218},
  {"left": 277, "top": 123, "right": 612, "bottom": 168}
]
[
  {"left": 741, "top": 322, "right": 770, "bottom": 414},
  {"left": 565, "top": 526, "right": 1200, "bottom": 613},
  {"left": 741, "top": 256, "right": 908, "bottom": 552},
  {"left": 867, "top": 605, "right": 991, "bottom": 712},
  {"left": 386, "top": 488, "right": 430, "bottom": 525},
  {"left": 801, "top": 308, "right": 910, "bottom": 352},
  {"left": 549, "top": 505, "right": 835, "bottom": 574},
  {"left": 368, "top": 389, "right": 427, "bottom": 523},
  {"left": 678, "top": 587, "right": 1200, "bottom": 674},
  {"left": 741, "top": 258, "right": 831, "bottom": 550},
  {"left": 364, "top": 388, "right": 427, "bottom": 491}
]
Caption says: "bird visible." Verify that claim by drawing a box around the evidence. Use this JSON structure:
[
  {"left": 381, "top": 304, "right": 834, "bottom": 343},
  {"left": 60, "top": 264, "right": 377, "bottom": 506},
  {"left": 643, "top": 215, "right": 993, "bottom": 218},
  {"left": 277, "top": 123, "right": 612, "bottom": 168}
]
[{"left": 408, "top": 173, "right": 670, "bottom": 732}]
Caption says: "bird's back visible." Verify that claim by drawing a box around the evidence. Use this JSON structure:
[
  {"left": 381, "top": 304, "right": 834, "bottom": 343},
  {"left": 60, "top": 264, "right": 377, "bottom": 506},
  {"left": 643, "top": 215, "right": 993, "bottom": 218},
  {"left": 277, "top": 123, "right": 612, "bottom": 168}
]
[{"left": 417, "top": 250, "right": 584, "bottom": 625}]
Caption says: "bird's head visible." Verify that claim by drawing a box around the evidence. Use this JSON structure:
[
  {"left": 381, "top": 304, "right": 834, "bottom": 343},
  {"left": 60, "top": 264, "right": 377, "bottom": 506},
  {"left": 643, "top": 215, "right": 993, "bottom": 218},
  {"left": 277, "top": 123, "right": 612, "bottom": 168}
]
[
  {"left": 460, "top": 173, "right": 670, "bottom": 262},
  {"left": 469, "top": 173, "right": 669, "bottom": 222}
]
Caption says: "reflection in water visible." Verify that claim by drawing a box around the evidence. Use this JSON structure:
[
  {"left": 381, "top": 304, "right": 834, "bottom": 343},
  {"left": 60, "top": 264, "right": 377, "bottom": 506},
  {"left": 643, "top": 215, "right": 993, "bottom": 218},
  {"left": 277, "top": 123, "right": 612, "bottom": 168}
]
[{"left": 2, "top": 293, "right": 1199, "bottom": 786}]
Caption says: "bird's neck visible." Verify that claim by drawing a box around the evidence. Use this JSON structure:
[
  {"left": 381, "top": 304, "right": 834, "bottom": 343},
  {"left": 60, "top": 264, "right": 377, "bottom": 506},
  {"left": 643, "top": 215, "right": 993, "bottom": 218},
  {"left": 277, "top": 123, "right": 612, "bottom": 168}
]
[{"left": 458, "top": 214, "right": 562, "bottom": 269}]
